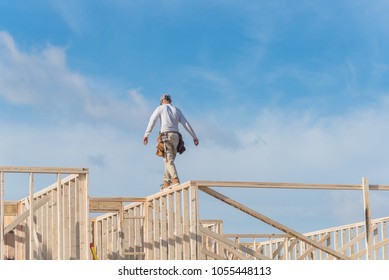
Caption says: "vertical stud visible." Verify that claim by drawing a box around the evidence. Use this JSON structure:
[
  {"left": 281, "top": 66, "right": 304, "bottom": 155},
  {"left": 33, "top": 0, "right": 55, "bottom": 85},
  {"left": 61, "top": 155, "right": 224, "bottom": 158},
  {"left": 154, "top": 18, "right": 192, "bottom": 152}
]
[{"left": 362, "top": 177, "right": 373, "bottom": 260}]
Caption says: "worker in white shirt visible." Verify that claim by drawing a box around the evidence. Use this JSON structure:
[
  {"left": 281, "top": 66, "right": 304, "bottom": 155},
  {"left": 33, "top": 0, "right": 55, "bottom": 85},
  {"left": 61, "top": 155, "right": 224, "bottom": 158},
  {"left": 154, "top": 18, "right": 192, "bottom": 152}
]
[{"left": 143, "top": 94, "right": 199, "bottom": 190}]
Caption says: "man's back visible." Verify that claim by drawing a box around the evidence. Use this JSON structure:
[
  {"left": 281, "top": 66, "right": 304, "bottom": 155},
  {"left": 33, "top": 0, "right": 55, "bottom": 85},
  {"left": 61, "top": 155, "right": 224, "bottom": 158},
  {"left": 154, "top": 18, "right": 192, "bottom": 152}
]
[
  {"left": 144, "top": 103, "right": 197, "bottom": 140},
  {"left": 159, "top": 104, "right": 181, "bottom": 133}
]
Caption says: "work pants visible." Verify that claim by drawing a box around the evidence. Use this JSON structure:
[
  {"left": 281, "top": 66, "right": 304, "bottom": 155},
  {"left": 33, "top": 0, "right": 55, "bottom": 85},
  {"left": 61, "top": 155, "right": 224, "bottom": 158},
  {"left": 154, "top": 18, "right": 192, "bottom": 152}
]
[{"left": 162, "top": 132, "right": 179, "bottom": 182}]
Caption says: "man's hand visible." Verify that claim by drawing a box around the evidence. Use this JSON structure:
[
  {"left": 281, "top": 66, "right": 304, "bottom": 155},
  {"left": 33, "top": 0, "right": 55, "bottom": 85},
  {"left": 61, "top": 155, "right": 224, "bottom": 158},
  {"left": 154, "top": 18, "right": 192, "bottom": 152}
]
[
  {"left": 143, "top": 136, "right": 148, "bottom": 145},
  {"left": 193, "top": 138, "right": 199, "bottom": 146}
]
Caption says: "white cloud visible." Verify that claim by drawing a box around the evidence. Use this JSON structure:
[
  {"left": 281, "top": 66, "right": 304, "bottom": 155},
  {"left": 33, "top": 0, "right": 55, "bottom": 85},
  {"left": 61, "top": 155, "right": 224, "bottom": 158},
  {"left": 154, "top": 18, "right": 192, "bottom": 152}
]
[
  {"left": 0, "top": 30, "right": 88, "bottom": 107},
  {"left": 49, "top": 0, "right": 88, "bottom": 34},
  {"left": 0, "top": 30, "right": 150, "bottom": 128}
]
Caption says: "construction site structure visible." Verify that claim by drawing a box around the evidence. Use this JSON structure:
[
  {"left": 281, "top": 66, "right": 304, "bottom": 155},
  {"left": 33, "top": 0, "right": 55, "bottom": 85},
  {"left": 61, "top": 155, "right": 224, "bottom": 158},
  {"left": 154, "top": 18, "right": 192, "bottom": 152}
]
[{"left": 1, "top": 166, "right": 389, "bottom": 260}]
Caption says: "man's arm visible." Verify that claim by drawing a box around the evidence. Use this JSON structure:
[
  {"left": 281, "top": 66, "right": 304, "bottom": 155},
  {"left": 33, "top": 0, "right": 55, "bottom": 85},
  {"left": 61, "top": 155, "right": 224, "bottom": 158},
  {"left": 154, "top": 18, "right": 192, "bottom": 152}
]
[
  {"left": 143, "top": 107, "right": 161, "bottom": 145},
  {"left": 179, "top": 112, "right": 199, "bottom": 145}
]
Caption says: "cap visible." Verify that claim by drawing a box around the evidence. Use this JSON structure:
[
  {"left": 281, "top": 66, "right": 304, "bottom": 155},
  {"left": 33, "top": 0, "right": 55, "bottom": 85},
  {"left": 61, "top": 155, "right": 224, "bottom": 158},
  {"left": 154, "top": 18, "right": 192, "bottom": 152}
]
[{"left": 160, "top": 94, "right": 172, "bottom": 102}]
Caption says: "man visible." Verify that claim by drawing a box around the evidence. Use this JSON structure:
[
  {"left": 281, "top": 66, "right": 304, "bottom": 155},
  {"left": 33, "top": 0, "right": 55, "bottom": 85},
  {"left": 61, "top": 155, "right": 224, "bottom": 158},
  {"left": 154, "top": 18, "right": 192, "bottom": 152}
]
[{"left": 143, "top": 94, "right": 199, "bottom": 190}]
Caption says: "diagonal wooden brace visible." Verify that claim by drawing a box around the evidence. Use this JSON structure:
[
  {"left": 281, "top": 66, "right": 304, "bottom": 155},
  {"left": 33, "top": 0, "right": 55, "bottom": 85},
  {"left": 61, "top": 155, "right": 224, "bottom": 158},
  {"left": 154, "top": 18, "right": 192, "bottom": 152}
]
[{"left": 199, "top": 186, "right": 350, "bottom": 260}]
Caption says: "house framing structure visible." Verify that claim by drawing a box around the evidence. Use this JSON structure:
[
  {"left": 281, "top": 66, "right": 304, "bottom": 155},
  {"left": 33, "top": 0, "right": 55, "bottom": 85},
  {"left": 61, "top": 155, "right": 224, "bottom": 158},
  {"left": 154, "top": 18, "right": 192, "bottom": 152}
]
[{"left": 1, "top": 166, "right": 389, "bottom": 260}]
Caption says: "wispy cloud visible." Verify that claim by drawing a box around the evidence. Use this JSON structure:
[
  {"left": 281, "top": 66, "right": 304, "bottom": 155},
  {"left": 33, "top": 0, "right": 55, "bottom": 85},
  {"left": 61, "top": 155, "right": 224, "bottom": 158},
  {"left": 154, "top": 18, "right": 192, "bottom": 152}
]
[
  {"left": 49, "top": 0, "right": 88, "bottom": 34},
  {"left": 0, "top": 31, "right": 87, "bottom": 107},
  {"left": 0, "top": 30, "right": 150, "bottom": 128}
]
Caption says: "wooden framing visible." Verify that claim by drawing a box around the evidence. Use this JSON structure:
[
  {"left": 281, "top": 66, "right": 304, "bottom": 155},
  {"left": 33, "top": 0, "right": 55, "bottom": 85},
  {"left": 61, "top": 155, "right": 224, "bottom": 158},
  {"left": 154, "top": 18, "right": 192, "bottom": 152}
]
[
  {"left": 88, "top": 179, "right": 389, "bottom": 260},
  {"left": 0, "top": 167, "right": 89, "bottom": 260},
  {"left": 90, "top": 183, "right": 202, "bottom": 260},
  {"left": 362, "top": 177, "right": 373, "bottom": 259},
  {"left": 2, "top": 166, "right": 389, "bottom": 260},
  {"left": 198, "top": 186, "right": 349, "bottom": 260}
]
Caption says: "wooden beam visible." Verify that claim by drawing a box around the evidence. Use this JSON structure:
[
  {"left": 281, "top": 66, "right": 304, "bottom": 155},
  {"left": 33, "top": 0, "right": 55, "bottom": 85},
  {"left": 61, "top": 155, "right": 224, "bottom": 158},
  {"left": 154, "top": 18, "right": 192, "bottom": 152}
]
[
  {"left": 0, "top": 166, "right": 88, "bottom": 174},
  {"left": 192, "top": 180, "right": 389, "bottom": 191},
  {"left": 123, "top": 251, "right": 145, "bottom": 256},
  {"left": 182, "top": 188, "right": 190, "bottom": 259},
  {"left": 200, "top": 226, "right": 270, "bottom": 260},
  {"left": 90, "top": 197, "right": 146, "bottom": 203},
  {"left": 190, "top": 186, "right": 200, "bottom": 260},
  {"left": 4, "top": 202, "right": 18, "bottom": 216},
  {"left": 192, "top": 180, "right": 363, "bottom": 190},
  {"left": 56, "top": 174, "right": 62, "bottom": 260},
  {"left": 199, "top": 186, "right": 350, "bottom": 260},
  {"left": 326, "top": 226, "right": 375, "bottom": 260},
  {"left": 145, "top": 201, "right": 153, "bottom": 260},
  {"left": 89, "top": 201, "right": 122, "bottom": 213},
  {"left": 123, "top": 214, "right": 145, "bottom": 219},
  {"left": 89, "top": 197, "right": 146, "bottom": 212},
  {"left": 298, "top": 233, "right": 331, "bottom": 260},
  {"left": 4, "top": 196, "right": 50, "bottom": 235},
  {"left": 224, "top": 233, "right": 290, "bottom": 239},
  {"left": 167, "top": 193, "right": 175, "bottom": 260},
  {"left": 29, "top": 173, "right": 34, "bottom": 260},
  {"left": 78, "top": 173, "right": 89, "bottom": 260},
  {"left": 201, "top": 247, "right": 225, "bottom": 260},
  {"left": 363, "top": 177, "right": 373, "bottom": 260},
  {"left": 174, "top": 190, "right": 183, "bottom": 260}
]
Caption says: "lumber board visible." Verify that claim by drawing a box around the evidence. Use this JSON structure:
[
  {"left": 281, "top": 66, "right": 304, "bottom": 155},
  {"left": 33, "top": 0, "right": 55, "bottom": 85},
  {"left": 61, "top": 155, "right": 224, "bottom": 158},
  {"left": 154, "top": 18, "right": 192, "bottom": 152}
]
[
  {"left": 224, "top": 233, "right": 290, "bottom": 239},
  {"left": 123, "top": 214, "right": 145, "bottom": 219},
  {"left": 191, "top": 180, "right": 389, "bottom": 191},
  {"left": 363, "top": 177, "right": 373, "bottom": 259},
  {"left": 271, "top": 239, "right": 288, "bottom": 259},
  {"left": 190, "top": 186, "right": 200, "bottom": 260},
  {"left": 383, "top": 221, "right": 388, "bottom": 259},
  {"left": 145, "top": 201, "right": 153, "bottom": 260},
  {"left": 0, "top": 166, "right": 88, "bottom": 174},
  {"left": 344, "top": 234, "right": 388, "bottom": 261},
  {"left": 28, "top": 173, "right": 34, "bottom": 260},
  {"left": 175, "top": 190, "right": 183, "bottom": 260},
  {"left": 78, "top": 174, "right": 89, "bottom": 260},
  {"left": 4, "top": 195, "right": 50, "bottom": 235},
  {"left": 4, "top": 202, "right": 18, "bottom": 216},
  {"left": 218, "top": 240, "right": 251, "bottom": 260},
  {"left": 57, "top": 176, "right": 63, "bottom": 259},
  {"left": 64, "top": 182, "right": 70, "bottom": 259},
  {"left": 200, "top": 226, "right": 270, "bottom": 260},
  {"left": 69, "top": 181, "right": 77, "bottom": 259},
  {"left": 201, "top": 247, "right": 226, "bottom": 260},
  {"left": 199, "top": 186, "right": 350, "bottom": 260},
  {"left": 298, "top": 233, "right": 331, "bottom": 260},
  {"left": 89, "top": 201, "right": 122, "bottom": 212},
  {"left": 123, "top": 251, "right": 145, "bottom": 256},
  {"left": 153, "top": 198, "right": 161, "bottom": 259},
  {"left": 146, "top": 182, "right": 191, "bottom": 201},
  {"left": 182, "top": 188, "right": 190, "bottom": 259},
  {"left": 135, "top": 205, "right": 144, "bottom": 260},
  {"left": 160, "top": 195, "right": 168, "bottom": 259},
  {"left": 90, "top": 197, "right": 146, "bottom": 203},
  {"left": 168, "top": 193, "right": 175, "bottom": 259}
]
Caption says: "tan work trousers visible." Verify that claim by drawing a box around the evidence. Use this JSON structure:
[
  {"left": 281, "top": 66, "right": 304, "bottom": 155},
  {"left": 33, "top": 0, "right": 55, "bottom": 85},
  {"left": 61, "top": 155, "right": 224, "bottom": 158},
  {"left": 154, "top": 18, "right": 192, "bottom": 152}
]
[{"left": 162, "top": 132, "right": 180, "bottom": 183}]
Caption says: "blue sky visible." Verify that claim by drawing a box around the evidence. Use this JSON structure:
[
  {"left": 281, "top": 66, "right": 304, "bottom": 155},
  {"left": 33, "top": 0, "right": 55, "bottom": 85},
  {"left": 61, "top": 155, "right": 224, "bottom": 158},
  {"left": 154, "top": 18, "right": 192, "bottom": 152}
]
[{"left": 1, "top": 0, "right": 389, "bottom": 233}]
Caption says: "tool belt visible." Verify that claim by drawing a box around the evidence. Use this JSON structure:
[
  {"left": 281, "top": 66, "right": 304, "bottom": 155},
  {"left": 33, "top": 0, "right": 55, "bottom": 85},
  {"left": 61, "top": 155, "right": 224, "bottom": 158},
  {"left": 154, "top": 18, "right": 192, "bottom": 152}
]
[{"left": 156, "top": 131, "right": 186, "bottom": 157}]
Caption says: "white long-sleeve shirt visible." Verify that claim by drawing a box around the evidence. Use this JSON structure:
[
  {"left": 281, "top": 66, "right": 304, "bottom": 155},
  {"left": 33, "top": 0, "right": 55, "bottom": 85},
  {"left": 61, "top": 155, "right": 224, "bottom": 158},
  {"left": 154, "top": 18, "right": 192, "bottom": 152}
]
[{"left": 144, "top": 104, "right": 198, "bottom": 139}]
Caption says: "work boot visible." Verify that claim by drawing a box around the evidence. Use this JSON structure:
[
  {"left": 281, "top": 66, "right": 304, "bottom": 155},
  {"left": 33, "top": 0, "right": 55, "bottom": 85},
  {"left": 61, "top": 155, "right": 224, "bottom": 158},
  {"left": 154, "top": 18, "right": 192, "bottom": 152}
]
[
  {"left": 171, "top": 178, "right": 180, "bottom": 187},
  {"left": 160, "top": 180, "right": 171, "bottom": 191}
]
